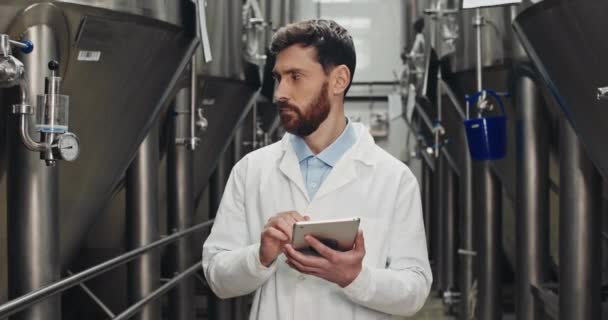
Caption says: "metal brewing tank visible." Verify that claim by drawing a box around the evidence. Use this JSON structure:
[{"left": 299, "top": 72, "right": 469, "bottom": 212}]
[
  {"left": 514, "top": 0, "right": 608, "bottom": 179},
  {"left": 0, "top": 0, "right": 197, "bottom": 313}
]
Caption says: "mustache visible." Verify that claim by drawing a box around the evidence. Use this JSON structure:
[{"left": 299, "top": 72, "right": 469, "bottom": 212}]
[{"left": 276, "top": 100, "right": 298, "bottom": 112}]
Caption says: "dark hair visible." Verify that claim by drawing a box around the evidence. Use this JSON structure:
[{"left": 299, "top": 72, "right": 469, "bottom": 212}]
[{"left": 270, "top": 19, "right": 356, "bottom": 95}]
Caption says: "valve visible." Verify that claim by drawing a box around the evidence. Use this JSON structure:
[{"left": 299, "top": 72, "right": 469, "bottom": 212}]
[{"left": 7, "top": 58, "right": 80, "bottom": 166}]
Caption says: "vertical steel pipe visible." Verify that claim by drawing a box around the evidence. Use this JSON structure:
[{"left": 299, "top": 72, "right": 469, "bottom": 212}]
[
  {"left": 441, "top": 157, "right": 456, "bottom": 293},
  {"left": 559, "top": 118, "right": 602, "bottom": 320},
  {"left": 459, "top": 147, "right": 474, "bottom": 320},
  {"left": 7, "top": 25, "right": 60, "bottom": 320},
  {"left": 432, "top": 154, "right": 445, "bottom": 291},
  {"left": 515, "top": 72, "right": 550, "bottom": 320},
  {"left": 209, "top": 148, "right": 235, "bottom": 320},
  {"left": 422, "top": 160, "right": 433, "bottom": 247},
  {"left": 474, "top": 162, "right": 502, "bottom": 320},
  {"left": 166, "top": 72, "right": 196, "bottom": 320},
  {"left": 126, "top": 125, "right": 161, "bottom": 320}
]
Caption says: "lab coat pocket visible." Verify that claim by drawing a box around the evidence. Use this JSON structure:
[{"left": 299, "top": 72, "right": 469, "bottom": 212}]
[{"left": 359, "top": 217, "right": 390, "bottom": 269}]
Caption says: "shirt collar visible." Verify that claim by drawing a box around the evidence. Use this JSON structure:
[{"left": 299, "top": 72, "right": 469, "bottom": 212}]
[{"left": 290, "top": 118, "right": 357, "bottom": 167}]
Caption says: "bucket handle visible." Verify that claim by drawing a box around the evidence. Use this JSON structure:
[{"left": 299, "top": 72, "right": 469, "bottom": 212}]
[{"left": 465, "top": 89, "right": 508, "bottom": 119}]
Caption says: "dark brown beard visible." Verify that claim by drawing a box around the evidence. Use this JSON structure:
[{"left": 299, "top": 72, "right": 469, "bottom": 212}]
[{"left": 277, "top": 81, "right": 330, "bottom": 137}]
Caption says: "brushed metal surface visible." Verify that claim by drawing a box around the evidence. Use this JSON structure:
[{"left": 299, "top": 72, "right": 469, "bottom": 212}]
[{"left": 514, "top": 0, "right": 608, "bottom": 178}]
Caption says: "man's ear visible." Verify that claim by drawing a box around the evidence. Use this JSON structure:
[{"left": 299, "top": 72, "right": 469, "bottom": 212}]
[{"left": 331, "top": 65, "right": 351, "bottom": 96}]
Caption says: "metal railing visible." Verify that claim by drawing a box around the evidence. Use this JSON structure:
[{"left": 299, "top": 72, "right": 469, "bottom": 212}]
[{"left": 0, "top": 219, "right": 214, "bottom": 319}]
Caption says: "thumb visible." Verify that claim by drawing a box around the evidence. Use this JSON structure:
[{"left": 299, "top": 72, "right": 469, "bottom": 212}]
[{"left": 354, "top": 230, "right": 365, "bottom": 253}]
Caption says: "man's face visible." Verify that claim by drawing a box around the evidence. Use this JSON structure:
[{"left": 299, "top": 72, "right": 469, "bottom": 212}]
[{"left": 273, "top": 45, "right": 331, "bottom": 137}]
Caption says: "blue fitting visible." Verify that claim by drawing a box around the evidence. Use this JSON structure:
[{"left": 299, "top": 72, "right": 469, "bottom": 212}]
[{"left": 20, "top": 40, "right": 34, "bottom": 54}]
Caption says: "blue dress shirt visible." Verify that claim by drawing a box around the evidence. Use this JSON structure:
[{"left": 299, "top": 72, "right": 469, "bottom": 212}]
[{"left": 291, "top": 119, "right": 357, "bottom": 199}]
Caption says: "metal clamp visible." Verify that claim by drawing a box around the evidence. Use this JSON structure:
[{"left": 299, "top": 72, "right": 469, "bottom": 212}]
[
  {"left": 11, "top": 103, "right": 34, "bottom": 115},
  {"left": 458, "top": 249, "right": 478, "bottom": 256},
  {"left": 472, "top": 14, "right": 486, "bottom": 28},
  {"left": 597, "top": 87, "right": 608, "bottom": 101},
  {"left": 442, "top": 290, "right": 461, "bottom": 306},
  {"left": 175, "top": 137, "right": 200, "bottom": 149},
  {"left": 432, "top": 121, "right": 445, "bottom": 135}
]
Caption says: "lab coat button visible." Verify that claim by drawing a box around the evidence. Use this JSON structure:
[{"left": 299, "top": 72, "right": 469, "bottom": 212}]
[{"left": 298, "top": 275, "right": 306, "bottom": 280}]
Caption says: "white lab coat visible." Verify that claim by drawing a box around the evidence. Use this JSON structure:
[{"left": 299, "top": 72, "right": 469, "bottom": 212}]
[{"left": 202, "top": 123, "right": 432, "bottom": 320}]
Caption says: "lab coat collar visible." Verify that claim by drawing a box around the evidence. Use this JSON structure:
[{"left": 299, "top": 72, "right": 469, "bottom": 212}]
[{"left": 278, "top": 122, "right": 377, "bottom": 202}]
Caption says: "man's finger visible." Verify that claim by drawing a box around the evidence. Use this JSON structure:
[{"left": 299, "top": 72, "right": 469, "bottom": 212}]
[
  {"left": 287, "top": 211, "right": 306, "bottom": 222},
  {"left": 305, "top": 236, "right": 336, "bottom": 261},
  {"left": 263, "top": 227, "right": 288, "bottom": 242},
  {"left": 283, "top": 244, "right": 327, "bottom": 268},
  {"left": 286, "top": 259, "right": 321, "bottom": 275},
  {"left": 354, "top": 230, "right": 365, "bottom": 253},
  {"left": 273, "top": 219, "right": 293, "bottom": 239}
]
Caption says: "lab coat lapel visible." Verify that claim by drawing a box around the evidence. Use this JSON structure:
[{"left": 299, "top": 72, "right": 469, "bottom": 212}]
[
  {"left": 313, "top": 125, "right": 376, "bottom": 200},
  {"left": 313, "top": 156, "right": 358, "bottom": 200},
  {"left": 278, "top": 136, "right": 310, "bottom": 203}
]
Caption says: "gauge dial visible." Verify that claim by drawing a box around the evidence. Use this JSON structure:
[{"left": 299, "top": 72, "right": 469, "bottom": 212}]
[{"left": 56, "top": 133, "right": 79, "bottom": 161}]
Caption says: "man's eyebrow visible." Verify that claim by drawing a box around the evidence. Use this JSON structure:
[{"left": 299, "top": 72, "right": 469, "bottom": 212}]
[{"left": 272, "top": 68, "right": 306, "bottom": 76}]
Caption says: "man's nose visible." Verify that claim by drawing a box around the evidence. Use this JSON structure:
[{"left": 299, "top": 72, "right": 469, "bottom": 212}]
[{"left": 274, "top": 79, "right": 290, "bottom": 102}]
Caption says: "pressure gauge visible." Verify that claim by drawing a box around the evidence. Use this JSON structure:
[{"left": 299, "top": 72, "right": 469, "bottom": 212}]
[{"left": 54, "top": 132, "right": 80, "bottom": 161}]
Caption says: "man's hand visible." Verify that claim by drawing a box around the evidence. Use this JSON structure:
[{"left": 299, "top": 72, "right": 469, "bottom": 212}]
[
  {"left": 259, "top": 211, "right": 309, "bottom": 267},
  {"left": 283, "top": 230, "right": 365, "bottom": 287}
]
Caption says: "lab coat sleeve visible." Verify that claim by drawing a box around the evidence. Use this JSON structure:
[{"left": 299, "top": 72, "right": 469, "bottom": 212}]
[
  {"left": 202, "top": 157, "right": 277, "bottom": 299},
  {"left": 342, "top": 173, "right": 432, "bottom": 316}
]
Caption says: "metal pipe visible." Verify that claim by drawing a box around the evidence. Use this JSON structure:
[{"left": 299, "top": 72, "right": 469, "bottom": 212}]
[
  {"left": 422, "top": 160, "right": 433, "bottom": 246},
  {"left": 459, "top": 142, "right": 474, "bottom": 319},
  {"left": 66, "top": 271, "right": 116, "bottom": 318},
  {"left": 126, "top": 125, "right": 161, "bottom": 320},
  {"left": 17, "top": 114, "right": 49, "bottom": 152},
  {"left": 0, "top": 34, "right": 9, "bottom": 56},
  {"left": 413, "top": 101, "right": 434, "bottom": 132},
  {"left": 515, "top": 72, "right": 550, "bottom": 320},
  {"left": 0, "top": 220, "right": 214, "bottom": 319},
  {"left": 18, "top": 78, "right": 29, "bottom": 105},
  {"left": 189, "top": 57, "right": 197, "bottom": 150},
  {"left": 77, "top": 283, "right": 115, "bottom": 318},
  {"left": 209, "top": 149, "right": 235, "bottom": 320},
  {"left": 559, "top": 118, "right": 602, "bottom": 320},
  {"left": 435, "top": 66, "right": 442, "bottom": 158},
  {"left": 7, "top": 24, "right": 60, "bottom": 320},
  {"left": 431, "top": 153, "right": 445, "bottom": 291},
  {"left": 9, "top": 40, "right": 29, "bottom": 50},
  {"left": 474, "top": 162, "right": 502, "bottom": 320},
  {"left": 441, "top": 159, "right": 456, "bottom": 293},
  {"left": 113, "top": 263, "right": 202, "bottom": 320},
  {"left": 440, "top": 80, "right": 466, "bottom": 120},
  {"left": 167, "top": 79, "right": 196, "bottom": 320},
  {"left": 475, "top": 8, "right": 483, "bottom": 92}
]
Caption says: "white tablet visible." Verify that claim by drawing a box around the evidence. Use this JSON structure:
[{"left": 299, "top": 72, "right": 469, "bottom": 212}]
[{"left": 291, "top": 217, "right": 361, "bottom": 255}]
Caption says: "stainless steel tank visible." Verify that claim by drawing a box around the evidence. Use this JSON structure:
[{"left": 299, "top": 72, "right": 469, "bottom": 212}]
[
  {"left": 514, "top": 0, "right": 608, "bottom": 179},
  {"left": 0, "top": 0, "right": 197, "bottom": 306},
  {"left": 191, "top": 0, "right": 254, "bottom": 204},
  {"left": 450, "top": 5, "right": 518, "bottom": 72}
]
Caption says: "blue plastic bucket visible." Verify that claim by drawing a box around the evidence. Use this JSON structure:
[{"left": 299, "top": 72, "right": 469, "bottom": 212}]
[{"left": 463, "top": 90, "right": 507, "bottom": 160}]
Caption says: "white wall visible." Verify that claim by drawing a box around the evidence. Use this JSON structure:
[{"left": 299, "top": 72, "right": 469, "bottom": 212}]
[{"left": 293, "top": 0, "right": 405, "bottom": 83}]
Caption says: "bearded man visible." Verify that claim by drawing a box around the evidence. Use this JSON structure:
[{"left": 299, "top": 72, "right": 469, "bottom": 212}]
[{"left": 202, "top": 19, "right": 431, "bottom": 320}]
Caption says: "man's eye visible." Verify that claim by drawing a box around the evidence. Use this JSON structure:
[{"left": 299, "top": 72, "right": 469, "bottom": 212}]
[{"left": 291, "top": 73, "right": 301, "bottom": 80}]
